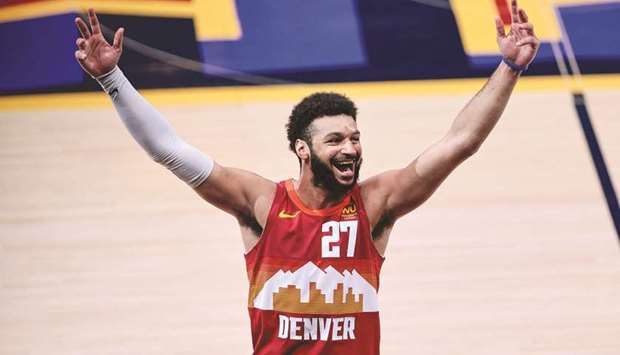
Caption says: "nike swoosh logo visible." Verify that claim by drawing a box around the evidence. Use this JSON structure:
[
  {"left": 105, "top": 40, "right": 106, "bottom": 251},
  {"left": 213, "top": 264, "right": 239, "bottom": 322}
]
[{"left": 278, "top": 210, "right": 300, "bottom": 219}]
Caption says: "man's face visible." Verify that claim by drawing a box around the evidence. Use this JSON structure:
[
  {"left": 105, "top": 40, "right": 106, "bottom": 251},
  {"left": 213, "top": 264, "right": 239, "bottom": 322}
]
[{"left": 306, "top": 115, "right": 362, "bottom": 194}]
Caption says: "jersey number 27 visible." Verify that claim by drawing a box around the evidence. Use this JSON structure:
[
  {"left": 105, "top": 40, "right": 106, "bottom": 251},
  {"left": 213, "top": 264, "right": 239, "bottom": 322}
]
[{"left": 321, "top": 221, "right": 358, "bottom": 258}]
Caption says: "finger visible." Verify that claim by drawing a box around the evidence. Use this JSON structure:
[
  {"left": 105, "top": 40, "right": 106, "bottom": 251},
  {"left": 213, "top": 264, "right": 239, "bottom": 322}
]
[
  {"left": 519, "top": 8, "right": 529, "bottom": 23},
  {"left": 511, "top": 24, "right": 523, "bottom": 40},
  {"left": 113, "top": 27, "right": 124, "bottom": 50},
  {"left": 515, "top": 22, "right": 534, "bottom": 34},
  {"left": 511, "top": 0, "right": 521, "bottom": 23},
  {"left": 516, "top": 36, "right": 539, "bottom": 47},
  {"left": 75, "top": 17, "right": 91, "bottom": 39},
  {"left": 495, "top": 17, "right": 506, "bottom": 38},
  {"left": 88, "top": 8, "right": 101, "bottom": 35},
  {"left": 74, "top": 50, "right": 87, "bottom": 62},
  {"left": 76, "top": 37, "right": 88, "bottom": 50}
]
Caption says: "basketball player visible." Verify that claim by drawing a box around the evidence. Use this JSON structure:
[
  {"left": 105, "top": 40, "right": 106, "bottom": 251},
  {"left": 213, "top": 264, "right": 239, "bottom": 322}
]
[{"left": 74, "top": 1, "right": 539, "bottom": 353}]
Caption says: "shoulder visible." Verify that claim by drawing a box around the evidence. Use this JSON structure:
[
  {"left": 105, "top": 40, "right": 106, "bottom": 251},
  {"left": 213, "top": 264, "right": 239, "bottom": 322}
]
[{"left": 358, "top": 170, "right": 399, "bottom": 228}]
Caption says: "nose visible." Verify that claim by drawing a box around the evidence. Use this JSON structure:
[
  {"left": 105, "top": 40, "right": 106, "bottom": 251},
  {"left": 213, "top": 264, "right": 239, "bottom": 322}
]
[{"left": 341, "top": 140, "right": 356, "bottom": 156}]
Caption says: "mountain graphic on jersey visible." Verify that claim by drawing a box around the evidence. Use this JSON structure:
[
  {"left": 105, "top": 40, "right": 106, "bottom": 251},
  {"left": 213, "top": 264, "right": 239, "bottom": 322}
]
[{"left": 253, "top": 261, "right": 379, "bottom": 314}]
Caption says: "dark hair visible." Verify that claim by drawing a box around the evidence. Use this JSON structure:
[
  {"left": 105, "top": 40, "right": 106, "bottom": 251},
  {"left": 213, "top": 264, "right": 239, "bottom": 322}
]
[{"left": 286, "top": 92, "right": 357, "bottom": 155}]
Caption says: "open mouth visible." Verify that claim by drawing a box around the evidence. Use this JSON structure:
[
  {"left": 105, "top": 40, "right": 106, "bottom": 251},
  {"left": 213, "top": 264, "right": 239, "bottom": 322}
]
[{"left": 333, "top": 160, "right": 355, "bottom": 175}]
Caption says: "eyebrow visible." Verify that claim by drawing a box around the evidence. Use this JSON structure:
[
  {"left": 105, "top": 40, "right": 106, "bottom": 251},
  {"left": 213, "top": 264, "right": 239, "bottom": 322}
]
[{"left": 323, "top": 130, "right": 361, "bottom": 139}]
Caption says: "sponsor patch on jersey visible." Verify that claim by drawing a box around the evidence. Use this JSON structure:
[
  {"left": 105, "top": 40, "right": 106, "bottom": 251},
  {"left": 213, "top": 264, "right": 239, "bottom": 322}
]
[
  {"left": 341, "top": 202, "right": 358, "bottom": 219},
  {"left": 278, "top": 210, "right": 300, "bottom": 219}
]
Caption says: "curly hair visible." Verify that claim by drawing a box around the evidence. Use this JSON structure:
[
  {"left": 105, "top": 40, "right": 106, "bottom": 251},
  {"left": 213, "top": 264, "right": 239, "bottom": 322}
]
[{"left": 286, "top": 92, "right": 357, "bottom": 155}]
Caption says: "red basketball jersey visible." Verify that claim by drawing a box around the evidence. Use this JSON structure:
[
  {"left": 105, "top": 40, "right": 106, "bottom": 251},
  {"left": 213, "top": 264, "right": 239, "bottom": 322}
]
[{"left": 245, "top": 180, "right": 385, "bottom": 354}]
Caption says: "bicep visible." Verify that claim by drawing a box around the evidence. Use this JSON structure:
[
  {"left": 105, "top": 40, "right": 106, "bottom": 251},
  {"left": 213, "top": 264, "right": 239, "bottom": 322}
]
[
  {"left": 193, "top": 163, "right": 276, "bottom": 224},
  {"left": 369, "top": 134, "right": 472, "bottom": 220}
]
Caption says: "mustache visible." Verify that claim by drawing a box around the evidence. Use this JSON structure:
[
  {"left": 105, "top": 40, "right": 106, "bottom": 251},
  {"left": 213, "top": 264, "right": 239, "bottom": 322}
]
[
  {"left": 331, "top": 156, "right": 361, "bottom": 164},
  {"left": 309, "top": 154, "right": 362, "bottom": 196}
]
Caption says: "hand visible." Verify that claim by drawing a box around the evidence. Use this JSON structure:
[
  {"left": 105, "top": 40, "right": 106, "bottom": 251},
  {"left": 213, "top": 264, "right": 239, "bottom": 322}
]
[
  {"left": 74, "top": 8, "right": 124, "bottom": 77},
  {"left": 495, "top": 0, "right": 540, "bottom": 68}
]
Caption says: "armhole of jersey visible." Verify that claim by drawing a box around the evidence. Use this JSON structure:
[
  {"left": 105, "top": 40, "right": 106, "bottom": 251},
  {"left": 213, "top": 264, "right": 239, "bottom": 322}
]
[
  {"left": 244, "top": 181, "right": 285, "bottom": 257},
  {"left": 352, "top": 185, "right": 386, "bottom": 262}
]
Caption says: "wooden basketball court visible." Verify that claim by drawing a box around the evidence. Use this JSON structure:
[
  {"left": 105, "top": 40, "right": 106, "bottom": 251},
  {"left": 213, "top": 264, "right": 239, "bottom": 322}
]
[{"left": 1, "top": 88, "right": 619, "bottom": 354}]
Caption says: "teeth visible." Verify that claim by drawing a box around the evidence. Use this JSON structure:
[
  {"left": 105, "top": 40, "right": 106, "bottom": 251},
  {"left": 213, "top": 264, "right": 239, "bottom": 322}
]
[
  {"left": 333, "top": 159, "right": 356, "bottom": 174},
  {"left": 334, "top": 161, "right": 354, "bottom": 172}
]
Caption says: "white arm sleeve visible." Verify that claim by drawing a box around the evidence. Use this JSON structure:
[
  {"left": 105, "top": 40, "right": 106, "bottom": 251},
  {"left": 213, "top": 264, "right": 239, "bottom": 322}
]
[{"left": 96, "top": 66, "right": 213, "bottom": 188}]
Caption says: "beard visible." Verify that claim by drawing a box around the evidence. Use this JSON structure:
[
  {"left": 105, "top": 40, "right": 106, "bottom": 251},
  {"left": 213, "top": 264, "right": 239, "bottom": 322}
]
[{"left": 309, "top": 151, "right": 362, "bottom": 197}]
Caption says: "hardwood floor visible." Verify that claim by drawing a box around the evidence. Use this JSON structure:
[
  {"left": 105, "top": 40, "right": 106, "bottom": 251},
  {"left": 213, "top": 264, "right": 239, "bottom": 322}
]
[{"left": 1, "top": 90, "right": 619, "bottom": 354}]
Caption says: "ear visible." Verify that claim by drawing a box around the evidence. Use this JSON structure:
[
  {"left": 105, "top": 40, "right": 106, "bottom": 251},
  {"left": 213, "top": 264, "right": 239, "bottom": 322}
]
[{"left": 295, "top": 139, "right": 310, "bottom": 160}]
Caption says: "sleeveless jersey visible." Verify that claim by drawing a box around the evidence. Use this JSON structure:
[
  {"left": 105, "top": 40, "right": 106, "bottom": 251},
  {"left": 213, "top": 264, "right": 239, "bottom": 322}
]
[{"left": 245, "top": 180, "right": 385, "bottom": 354}]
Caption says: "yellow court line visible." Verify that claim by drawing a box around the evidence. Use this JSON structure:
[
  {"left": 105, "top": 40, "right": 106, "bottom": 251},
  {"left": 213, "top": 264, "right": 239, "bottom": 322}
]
[
  {"left": 0, "top": 0, "right": 194, "bottom": 23},
  {"left": 1, "top": 74, "right": 619, "bottom": 112}
]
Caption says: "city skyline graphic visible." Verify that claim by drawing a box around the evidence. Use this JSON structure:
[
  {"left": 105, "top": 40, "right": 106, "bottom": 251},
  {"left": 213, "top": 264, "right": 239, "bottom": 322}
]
[{"left": 253, "top": 261, "right": 379, "bottom": 314}]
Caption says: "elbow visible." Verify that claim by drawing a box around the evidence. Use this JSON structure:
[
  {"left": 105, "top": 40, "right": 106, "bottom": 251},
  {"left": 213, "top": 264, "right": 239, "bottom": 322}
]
[
  {"left": 141, "top": 139, "right": 182, "bottom": 164},
  {"left": 145, "top": 145, "right": 170, "bottom": 164},
  {"left": 450, "top": 133, "right": 482, "bottom": 159},
  {"left": 147, "top": 146, "right": 180, "bottom": 167},
  {"left": 460, "top": 139, "right": 481, "bottom": 158}
]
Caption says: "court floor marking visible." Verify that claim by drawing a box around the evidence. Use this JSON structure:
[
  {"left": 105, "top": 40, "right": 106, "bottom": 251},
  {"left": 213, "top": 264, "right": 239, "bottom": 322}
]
[{"left": 1, "top": 74, "right": 619, "bottom": 112}]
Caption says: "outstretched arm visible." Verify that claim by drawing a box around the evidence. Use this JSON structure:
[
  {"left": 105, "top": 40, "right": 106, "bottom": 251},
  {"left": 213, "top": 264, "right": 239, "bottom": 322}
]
[
  {"left": 74, "top": 9, "right": 275, "bottom": 226},
  {"left": 363, "top": 0, "right": 540, "bottom": 224}
]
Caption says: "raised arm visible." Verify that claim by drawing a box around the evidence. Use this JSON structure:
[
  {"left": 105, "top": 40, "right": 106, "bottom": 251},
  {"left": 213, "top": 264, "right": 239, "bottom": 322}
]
[
  {"left": 362, "top": 0, "right": 540, "bottom": 225},
  {"left": 74, "top": 9, "right": 275, "bottom": 227}
]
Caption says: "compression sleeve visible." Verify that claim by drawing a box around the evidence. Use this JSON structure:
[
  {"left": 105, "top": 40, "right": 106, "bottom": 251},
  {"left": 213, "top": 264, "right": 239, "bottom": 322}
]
[{"left": 96, "top": 66, "right": 213, "bottom": 188}]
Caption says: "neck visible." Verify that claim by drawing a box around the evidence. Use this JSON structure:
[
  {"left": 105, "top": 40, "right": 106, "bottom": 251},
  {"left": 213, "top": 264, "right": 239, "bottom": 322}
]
[{"left": 294, "top": 170, "right": 348, "bottom": 210}]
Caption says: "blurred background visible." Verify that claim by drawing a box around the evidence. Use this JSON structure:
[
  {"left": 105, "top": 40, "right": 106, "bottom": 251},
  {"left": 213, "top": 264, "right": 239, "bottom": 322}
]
[
  {"left": 1, "top": 1, "right": 619, "bottom": 354},
  {"left": 1, "top": 0, "right": 620, "bottom": 94}
]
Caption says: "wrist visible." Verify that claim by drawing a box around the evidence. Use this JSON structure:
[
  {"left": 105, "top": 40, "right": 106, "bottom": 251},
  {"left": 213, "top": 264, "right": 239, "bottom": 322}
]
[
  {"left": 96, "top": 66, "right": 126, "bottom": 96},
  {"left": 501, "top": 57, "right": 527, "bottom": 75}
]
